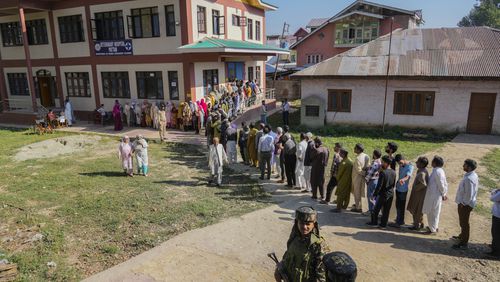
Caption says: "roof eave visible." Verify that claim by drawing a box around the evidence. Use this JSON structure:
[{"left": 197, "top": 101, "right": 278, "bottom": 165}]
[{"left": 178, "top": 47, "right": 289, "bottom": 55}]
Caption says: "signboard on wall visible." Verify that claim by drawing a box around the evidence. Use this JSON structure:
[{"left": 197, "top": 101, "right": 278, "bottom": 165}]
[{"left": 94, "top": 40, "right": 133, "bottom": 56}]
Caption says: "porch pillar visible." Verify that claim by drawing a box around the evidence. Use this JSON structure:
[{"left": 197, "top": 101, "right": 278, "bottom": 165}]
[
  {"left": 84, "top": 5, "right": 101, "bottom": 108},
  {"left": 0, "top": 53, "right": 8, "bottom": 111},
  {"left": 19, "top": 7, "right": 38, "bottom": 112},
  {"left": 48, "top": 11, "right": 64, "bottom": 107}
]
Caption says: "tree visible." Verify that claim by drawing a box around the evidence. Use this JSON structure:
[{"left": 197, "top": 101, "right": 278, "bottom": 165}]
[{"left": 458, "top": 0, "right": 500, "bottom": 28}]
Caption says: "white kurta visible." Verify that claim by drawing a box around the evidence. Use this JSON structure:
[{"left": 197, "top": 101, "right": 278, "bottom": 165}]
[
  {"left": 295, "top": 140, "right": 308, "bottom": 188},
  {"left": 64, "top": 101, "right": 74, "bottom": 125},
  {"left": 422, "top": 167, "right": 448, "bottom": 232},
  {"left": 208, "top": 144, "right": 228, "bottom": 175},
  {"left": 118, "top": 142, "right": 133, "bottom": 172}
]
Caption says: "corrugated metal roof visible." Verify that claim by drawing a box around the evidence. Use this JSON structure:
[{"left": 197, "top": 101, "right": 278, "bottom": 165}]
[
  {"left": 305, "top": 18, "right": 329, "bottom": 28},
  {"left": 294, "top": 27, "right": 500, "bottom": 78}
]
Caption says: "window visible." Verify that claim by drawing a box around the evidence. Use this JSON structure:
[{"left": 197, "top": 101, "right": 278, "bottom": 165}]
[
  {"left": 248, "top": 66, "right": 254, "bottom": 81},
  {"left": 212, "top": 10, "right": 225, "bottom": 35},
  {"left": 197, "top": 6, "right": 206, "bottom": 33},
  {"left": 168, "top": 71, "right": 179, "bottom": 100},
  {"left": 394, "top": 91, "right": 435, "bottom": 116},
  {"left": 203, "top": 69, "right": 218, "bottom": 94},
  {"left": 255, "top": 21, "right": 261, "bottom": 41},
  {"left": 247, "top": 19, "right": 253, "bottom": 39},
  {"left": 165, "top": 5, "right": 176, "bottom": 36},
  {"left": 335, "top": 20, "right": 379, "bottom": 45},
  {"left": 136, "top": 71, "right": 163, "bottom": 99},
  {"left": 232, "top": 15, "right": 246, "bottom": 26},
  {"left": 128, "top": 7, "right": 160, "bottom": 38},
  {"left": 305, "top": 105, "right": 320, "bottom": 117},
  {"left": 255, "top": 66, "right": 261, "bottom": 84},
  {"left": 307, "top": 54, "right": 323, "bottom": 65},
  {"left": 65, "top": 72, "right": 91, "bottom": 97},
  {"left": 327, "top": 89, "right": 351, "bottom": 112},
  {"left": 94, "top": 11, "right": 124, "bottom": 40},
  {"left": 58, "top": 15, "right": 85, "bottom": 43},
  {"left": 0, "top": 22, "right": 22, "bottom": 47},
  {"left": 101, "top": 72, "right": 130, "bottom": 98},
  {"left": 26, "top": 19, "right": 48, "bottom": 45},
  {"left": 7, "top": 73, "right": 29, "bottom": 96}
]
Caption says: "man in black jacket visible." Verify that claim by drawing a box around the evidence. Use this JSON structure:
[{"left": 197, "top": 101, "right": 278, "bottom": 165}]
[{"left": 367, "top": 155, "right": 396, "bottom": 228}]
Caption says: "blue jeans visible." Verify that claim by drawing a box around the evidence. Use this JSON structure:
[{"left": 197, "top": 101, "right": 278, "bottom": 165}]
[
  {"left": 260, "top": 114, "right": 267, "bottom": 124},
  {"left": 367, "top": 179, "right": 378, "bottom": 212}
]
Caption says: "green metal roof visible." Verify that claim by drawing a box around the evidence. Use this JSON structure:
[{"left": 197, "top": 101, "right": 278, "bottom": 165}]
[{"left": 178, "top": 37, "right": 289, "bottom": 54}]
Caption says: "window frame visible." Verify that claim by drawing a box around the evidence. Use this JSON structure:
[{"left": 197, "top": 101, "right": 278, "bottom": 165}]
[
  {"left": 58, "top": 15, "right": 85, "bottom": 43},
  {"left": 101, "top": 71, "right": 130, "bottom": 98},
  {"left": 127, "top": 7, "right": 160, "bottom": 39},
  {"left": 212, "top": 10, "right": 225, "bottom": 35},
  {"left": 255, "top": 66, "right": 261, "bottom": 85},
  {"left": 197, "top": 6, "right": 207, "bottom": 33},
  {"left": 93, "top": 10, "right": 125, "bottom": 41},
  {"left": 247, "top": 66, "right": 254, "bottom": 81},
  {"left": 168, "top": 71, "right": 179, "bottom": 100},
  {"left": 247, "top": 18, "right": 253, "bottom": 40},
  {"left": 327, "top": 89, "right": 352, "bottom": 112},
  {"left": 255, "top": 20, "right": 261, "bottom": 41},
  {"left": 7, "top": 73, "right": 30, "bottom": 96},
  {"left": 136, "top": 71, "right": 164, "bottom": 99},
  {"left": 26, "top": 19, "right": 48, "bottom": 45},
  {"left": 65, "top": 72, "right": 91, "bottom": 97},
  {"left": 393, "top": 91, "right": 435, "bottom": 116},
  {"left": 203, "top": 69, "right": 219, "bottom": 95},
  {"left": 305, "top": 105, "right": 320, "bottom": 117},
  {"left": 165, "top": 5, "right": 176, "bottom": 37},
  {"left": 0, "top": 22, "right": 22, "bottom": 47}
]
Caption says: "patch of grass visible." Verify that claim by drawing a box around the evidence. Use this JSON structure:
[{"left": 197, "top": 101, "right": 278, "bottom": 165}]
[
  {"left": 0, "top": 129, "right": 270, "bottom": 281},
  {"left": 476, "top": 148, "right": 500, "bottom": 216},
  {"left": 264, "top": 107, "right": 454, "bottom": 162}
]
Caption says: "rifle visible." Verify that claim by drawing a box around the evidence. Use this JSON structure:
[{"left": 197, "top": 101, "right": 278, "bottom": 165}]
[{"left": 267, "top": 252, "right": 289, "bottom": 282}]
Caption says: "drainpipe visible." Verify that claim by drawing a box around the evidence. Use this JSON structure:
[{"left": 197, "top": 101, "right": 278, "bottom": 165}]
[{"left": 382, "top": 17, "right": 394, "bottom": 134}]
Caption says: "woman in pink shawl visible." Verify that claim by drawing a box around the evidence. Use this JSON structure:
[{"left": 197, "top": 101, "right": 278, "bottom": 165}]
[
  {"left": 200, "top": 98, "right": 208, "bottom": 126},
  {"left": 112, "top": 100, "right": 123, "bottom": 131}
]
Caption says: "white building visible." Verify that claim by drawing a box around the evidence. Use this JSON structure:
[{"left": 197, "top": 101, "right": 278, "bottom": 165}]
[
  {"left": 0, "top": 0, "right": 287, "bottom": 123},
  {"left": 294, "top": 27, "right": 500, "bottom": 135}
]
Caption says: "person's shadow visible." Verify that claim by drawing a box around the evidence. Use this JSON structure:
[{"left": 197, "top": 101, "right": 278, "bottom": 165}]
[{"left": 79, "top": 171, "right": 125, "bottom": 177}]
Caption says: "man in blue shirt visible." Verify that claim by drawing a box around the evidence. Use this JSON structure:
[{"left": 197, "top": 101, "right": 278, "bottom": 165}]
[
  {"left": 258, "top": 125, "right": 275, "bottom": 180},
  {"left": 389, "top": 154, "right": 414, "bottom": 228}
]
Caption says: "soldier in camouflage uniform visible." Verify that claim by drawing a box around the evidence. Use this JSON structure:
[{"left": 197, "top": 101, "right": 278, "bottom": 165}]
[{"left": 275, "top": 206, "right": 329, "bottom": 282}]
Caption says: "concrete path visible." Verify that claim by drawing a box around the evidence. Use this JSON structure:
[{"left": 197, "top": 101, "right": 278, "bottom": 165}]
[{"left": 84, "top": 134, "right": 500, "bottom": 282}]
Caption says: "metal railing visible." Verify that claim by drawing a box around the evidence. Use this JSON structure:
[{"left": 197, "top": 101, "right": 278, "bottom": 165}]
[
  {"left": 3, "top": 98, "right": 34, "bottom": 113},
  {"left": 265, "top": 88, "right": 276, "bottom": 100}
]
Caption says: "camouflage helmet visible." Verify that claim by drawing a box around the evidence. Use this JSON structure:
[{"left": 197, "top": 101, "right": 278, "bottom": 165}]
[{"left": 295, "top": 206, "right": 317, "bottom": 222}]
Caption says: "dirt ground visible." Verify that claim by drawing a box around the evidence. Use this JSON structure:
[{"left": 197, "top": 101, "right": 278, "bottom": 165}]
[
  {"left": 82, "top": 134, "right": 500, "bottom": 282},
  {"left": 13, "top": 135, "right": 102, "bottom": 161}
]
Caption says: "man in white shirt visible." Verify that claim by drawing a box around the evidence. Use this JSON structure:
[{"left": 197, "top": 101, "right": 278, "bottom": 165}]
[
  {"left": 258, "top": 126, "right": 275, "bottom": 180},
  {"left": 452, "top": 159, "right": 479, "bottom": 249},
  {"left": 282, "top": 99, "right": 290, "bottom": 126},
  {"left": 489, "top": 188, "right": 500, "bottom": 258},
  {"left": 423, "top": 156, "right": 448, "bottom": 234}
]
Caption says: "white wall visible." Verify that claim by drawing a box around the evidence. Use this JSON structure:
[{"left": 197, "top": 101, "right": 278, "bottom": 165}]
[
  {"left": 190, "top": 0, "right": 225, "bottom": 42},
  {"left": 226, "top": 6, "right": 243, "bottom": 41},
  {"left": 193, "top": 61, "right": 226, "bottom": 101},
  {"left": 301, "top": 78, "right": 500, "bottom": 133},
  {"left": 53, "top": 7, "right": 90, "bottom": 58},
  {"left": 0, "top": 12, "right": 54, "bottom": 60},
  {"left": 244, "top": 11, "right": 264, "bottom": 44},
  {"left": 96, "top": 63, "right": 184, "bottom": 110},
  {"left": 90, "top": 0, "right": 182, "bottom": 55},
  {"left": 59, "top": 65, "right": 95, "bottom": 111}
]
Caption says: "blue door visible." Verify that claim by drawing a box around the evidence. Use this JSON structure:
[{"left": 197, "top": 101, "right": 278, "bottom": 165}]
[{"left": 227, "top": 62, "right": 244, "bottom": 81}]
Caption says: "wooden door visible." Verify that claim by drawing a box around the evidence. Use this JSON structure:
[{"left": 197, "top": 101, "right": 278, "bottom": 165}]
[
  {"left": 466, "top": 93, "right": 497, "bottom": 134},
  {"left": 38, "top": 77, "right": 54, "bottom": 108}
]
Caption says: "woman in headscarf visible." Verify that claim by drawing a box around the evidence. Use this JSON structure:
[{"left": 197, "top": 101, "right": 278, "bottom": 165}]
[
  {"left": 133, "top": 135, "right": 149, "bottom": 177},
  {"left": 166, "top": 101, "right": 173, "bottom": 128},
  {"left": 112, "top": 100, "right": 123, "bottom": 131},
  {"left": 64, "top": 97, "right": 74, "bottom": 126},
  {"left": 118, "top": 136, "right": 133, "bottom": 177},
  {"left": 171, "top": 103, "right": 178, "bottom": 129}
]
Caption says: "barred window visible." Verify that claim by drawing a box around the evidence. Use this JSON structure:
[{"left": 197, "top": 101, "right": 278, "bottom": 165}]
[
  {"left": 95, "top": 11, "right": 125, "bottom": 40},
  {"left": 247, "top": 19, "right": 253, "bottom": 39},
  {"left": 7, "top": 73, "right": 30, "bottom": 96},
  {"left": 136, "top": 71, "right": 163, "bottom": 99},
  {"left": 168, "top": 71, "right": 179, "bottom": 100},
  {"left": 197, "top": 6, "right": 206, "bottom": 33},
  {"left": 128, "top": 7, "right": 160, "bottom": 38},
  {"left": 305, "top": 105, "right": 320, "bottom": 117},
  {"left": 101, "top": 72, "right": 130, "bottom": 98},
  {"left": 26, "top": 19, "right": 48, "bottom": 45},
  {"left": 255, "top": 20, "right": 261, "bottom": 41},
  {"left": 65, "top": 72, "right": 91, "bottom": 97},
  {"left": 58, "top": 15, "right": 85, "bottom": 43},
  {"left": 0, "top": 22, "right": 22, "bottom": 47},
  {"left": 165, "top": 5, "right": 176, "bottom": 36}
]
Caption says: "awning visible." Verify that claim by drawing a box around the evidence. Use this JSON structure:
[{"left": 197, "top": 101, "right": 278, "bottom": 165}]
[{"left": 178, "top": 37, "right": 289, "bottom": 55}]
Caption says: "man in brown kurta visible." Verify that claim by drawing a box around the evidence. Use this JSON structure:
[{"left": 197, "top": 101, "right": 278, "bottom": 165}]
[
  {"left": 407, "top": 156, "right": 430, "bottom": 230},
  {"left": 351, "top": 143, "right": 370, "bottom": 212},
  {"left": 310, "top": 137, "right": 329, "bottom": 200}
]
